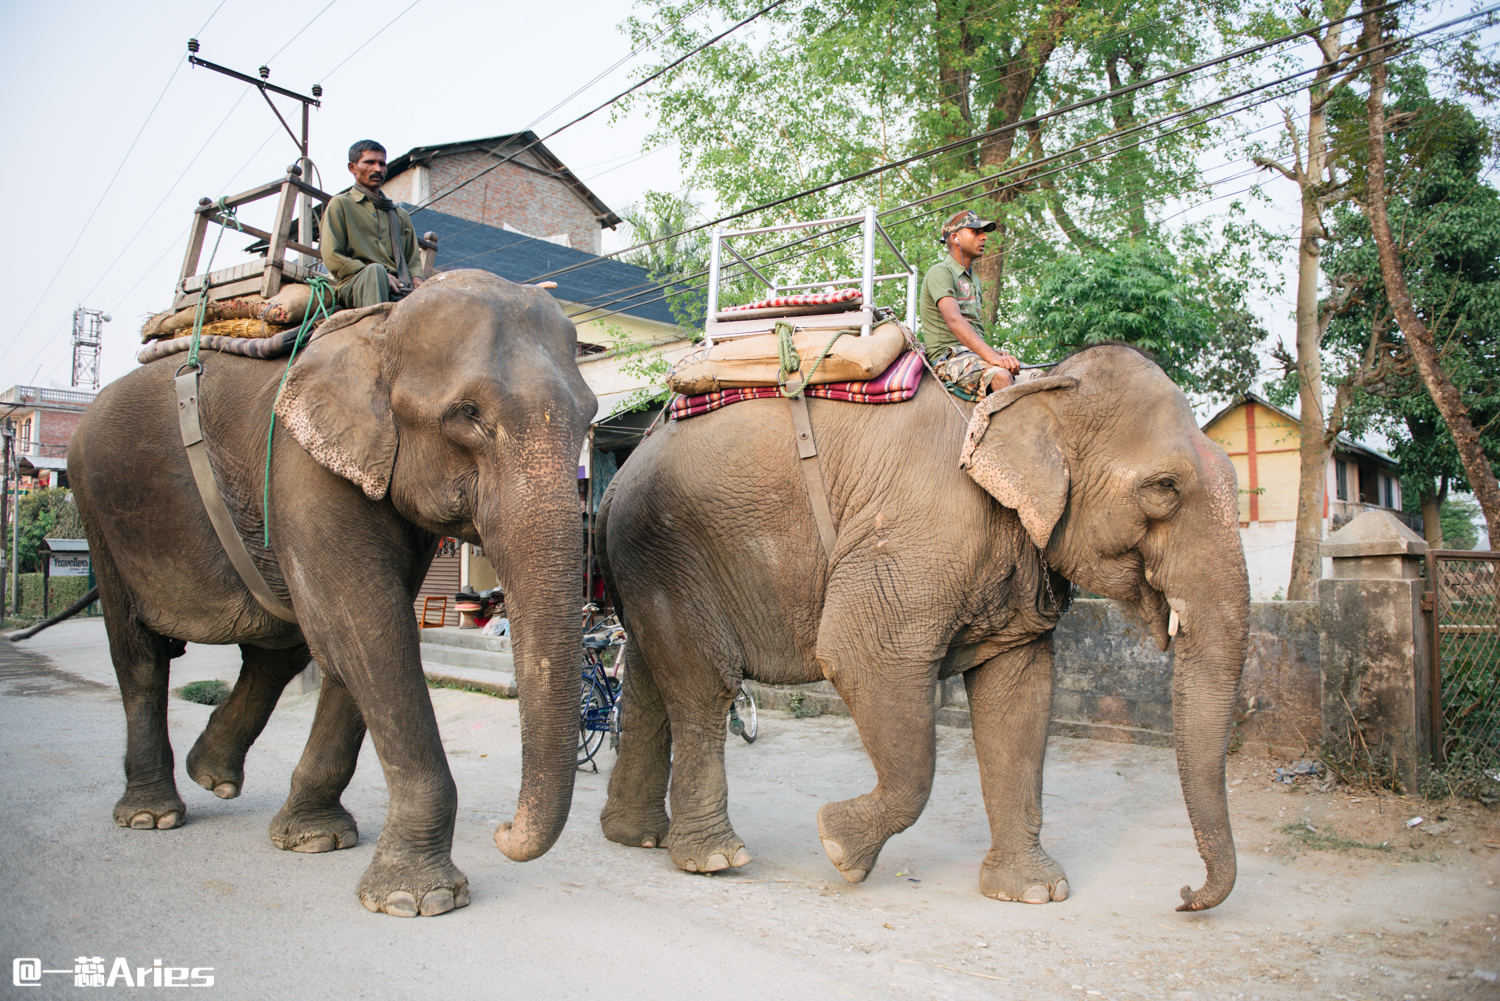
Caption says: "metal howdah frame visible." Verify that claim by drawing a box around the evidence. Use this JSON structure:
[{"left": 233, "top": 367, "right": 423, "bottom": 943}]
[{"left": 703, "top": 206, "right": 917, "bottom": 345}]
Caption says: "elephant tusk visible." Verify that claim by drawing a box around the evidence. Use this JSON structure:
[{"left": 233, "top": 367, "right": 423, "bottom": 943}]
[{"left": 1168, "top": 609, "right": 1179, "bottom": 637}]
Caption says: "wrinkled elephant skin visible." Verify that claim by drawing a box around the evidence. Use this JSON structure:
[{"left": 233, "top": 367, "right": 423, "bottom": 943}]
[
  {"left": 599, "top": 345, "right": 1248, "bottom": 911},
  {"left": 68, "top": 271, "right": 595, "bottom": 916}
]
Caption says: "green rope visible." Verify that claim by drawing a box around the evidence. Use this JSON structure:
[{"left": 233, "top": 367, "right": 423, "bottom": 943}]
[
  {"left": 185, "top": 197, "right": 243, "bottom": 371},
  {"left": 262, "top": 276, "right": 335, "bottom": 546},
  {"left": 776, "top": 319, "right": 846, "bottom": 398}
]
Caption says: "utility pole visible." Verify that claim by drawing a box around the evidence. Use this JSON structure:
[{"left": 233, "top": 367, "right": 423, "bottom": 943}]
[
  {"left": 187, "top": 40, "right": 323, "bottom": 264},
  {"left": 3, "top": 421, "right": 15, "bottom": 617}
]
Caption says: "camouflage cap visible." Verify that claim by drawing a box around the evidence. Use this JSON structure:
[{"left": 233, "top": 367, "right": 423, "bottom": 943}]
[{"left": 939, "top": 209, "right": 997, "bottom": 244}]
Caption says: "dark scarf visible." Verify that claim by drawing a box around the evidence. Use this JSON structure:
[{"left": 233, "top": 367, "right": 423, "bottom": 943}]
[{"left": 354, "top": 183, "right": 395, "bottom": 211}]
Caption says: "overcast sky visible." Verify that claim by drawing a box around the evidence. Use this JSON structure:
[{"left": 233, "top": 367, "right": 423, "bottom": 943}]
[{"left": 0, "top": 0, "right": 689, "bottom": 389}]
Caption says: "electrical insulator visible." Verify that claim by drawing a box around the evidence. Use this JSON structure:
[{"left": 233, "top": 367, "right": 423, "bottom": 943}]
[
  {"left": 187, "top": 38, "right": 199, "bottom": 53},
  {"left": 258, "top": 65, "right": 270, "bottom": 80},
  {"left": 312, "top": 83, "right": 323, "bottom": 98}
]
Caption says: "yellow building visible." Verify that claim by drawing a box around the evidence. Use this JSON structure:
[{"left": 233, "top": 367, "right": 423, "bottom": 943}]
[{"left": 1202, "top": 393, "right": 1414, "bottom": 598}]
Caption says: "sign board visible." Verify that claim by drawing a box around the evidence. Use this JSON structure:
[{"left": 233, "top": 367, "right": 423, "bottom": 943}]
[{"left": 49, "top": 553, "right": 90, "bottom": 577}]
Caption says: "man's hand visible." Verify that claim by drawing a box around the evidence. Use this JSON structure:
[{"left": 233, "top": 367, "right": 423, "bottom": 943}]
[
  {"left": 387, "top": 273, "right": 404, "bottom": 295},
  {"left": 994, "top": 350, "right": 1020, "bottom": 374},
  {"left": 411, "top": 275, "right": 423, "bottom": 289}
]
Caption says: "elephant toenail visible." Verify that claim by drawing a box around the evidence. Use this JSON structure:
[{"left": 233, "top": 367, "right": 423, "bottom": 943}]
[
  {"left": 705, "top": 853, "right": 730, "bottom": 871},
  {"left": 419, "top": 889, "right": 455, "bottom": 916},
  {"left": 1052, "top": 879, "right": 1070, "bottom": 901},
  {"left": 453, "top": 883, "right": 470, "bottom": 908},
  {"left": 130, "top": 814, "right": 156, "bottom": 830},
  {"left": 732, "top": 848, "right": 752, "bottom": 867},
  {"left": 820, "top": 838, "right": 845, "bottom": 865},
  {"left": 641, "top": 836, "right": 656, "bottom": 848},
  {"left": 384, "top": 891, "right": 419, "bottom": 917},
  {"left": 212, "top": 783, "right": 238, "bottom": 800},
  {"left": 361, "top": 896, "right": 381, "bottom": 913},
  {"left": 157, "top": 812, "right": 182, "bottom": 830},
  {"left": 294, "top": 835, "right": 335, "bottom": 853},
  {"left": 682, "top": 859, "right": 699, "bottom": 872},
  {"left": 1021, "top": 884, "right": 1050, "bottom": 904},
  {"left": 839, "top": 867, "right": 868, "bottom": 884},
  {"left": 196, "top": 775, "right": 216, "bottom": 792}
]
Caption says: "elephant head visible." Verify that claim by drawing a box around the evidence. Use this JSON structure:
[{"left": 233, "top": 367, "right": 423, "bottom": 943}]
[
  {"left": 275, "top": 269, "right": 596, "bottom": 862},
  {"left": 962, "top": 343, "right": 1249, "bottom": 911}
]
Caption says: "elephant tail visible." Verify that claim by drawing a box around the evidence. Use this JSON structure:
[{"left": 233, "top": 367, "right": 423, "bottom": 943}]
[{"left": 6, "top": 587, "right": 100, "bottom": 642}]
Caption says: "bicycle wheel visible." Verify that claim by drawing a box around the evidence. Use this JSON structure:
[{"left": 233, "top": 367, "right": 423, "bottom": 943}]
[
  {"left": 732, "top": 680, "right": 758, "bottom": 743},
  {"left": 578, "top": 674, "right": 609, "bottom": 765}
]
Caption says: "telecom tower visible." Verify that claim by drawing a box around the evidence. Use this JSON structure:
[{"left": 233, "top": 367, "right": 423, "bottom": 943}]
[{"left": 71, "top": 306, "right": 108, "bottom": 390}]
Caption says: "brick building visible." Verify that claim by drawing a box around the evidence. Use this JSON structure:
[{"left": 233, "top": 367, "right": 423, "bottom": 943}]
[
  {"left": 380, "top": 133, "right": 622, "bottom": 255},
  {"left": 1, "top": 385, "right": 96, "bottom": 493}
]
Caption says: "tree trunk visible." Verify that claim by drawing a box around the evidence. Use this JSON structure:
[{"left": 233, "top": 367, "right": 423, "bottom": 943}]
[
  {"left": 1361, "top": 7, "right": 1500, "bottom": 550},
  {"left": 1285, "top": 5, "right": 1352, "bottom": 601},
  {"left": 1420, "top": 489, "right": 1444, "bottom": 549}
]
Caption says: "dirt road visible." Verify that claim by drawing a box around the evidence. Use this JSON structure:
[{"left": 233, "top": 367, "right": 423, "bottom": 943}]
[{"left": 1, "top": 620, "right": 1496, "bottom": 1000}]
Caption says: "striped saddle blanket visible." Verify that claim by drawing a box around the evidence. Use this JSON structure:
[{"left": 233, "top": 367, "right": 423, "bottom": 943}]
[{"left": 669, "top": 349, "right": 924, "bottom": 421}]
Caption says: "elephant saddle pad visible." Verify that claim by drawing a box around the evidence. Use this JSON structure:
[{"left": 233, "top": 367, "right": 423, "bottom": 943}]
[{"left": 669, "top": 349, "right": 924, "bottom": 421}]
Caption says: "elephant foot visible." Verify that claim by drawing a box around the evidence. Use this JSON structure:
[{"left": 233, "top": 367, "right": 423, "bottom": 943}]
[
  {"left": 356, "top": 855, "right": 469, "bottom": 918},
  {"left": 185, "top": 729, "right": 252, "bottom": 802},
  {"left": 269, "top": 803, "right": 359, "bottom": 853},
  {"left": 600, "top": 802, "right": 671, "bottom": 850},
  {"left": 665, "top": 826, "right": 752, "bottom": 874},
  {"left": 978, "top": 847, "right": 1069, "bottom": 903},
  {"left": 113, "top": 787, "right": 186, "bottom": 831},
  {"left": 816, "top": 800, "right": 888, "bottom": 883}
]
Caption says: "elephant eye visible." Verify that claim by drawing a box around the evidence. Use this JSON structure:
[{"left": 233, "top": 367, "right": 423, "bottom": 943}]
[
  {"left": 461, "top": 404, "right": 481, "bottom": 420},
  {"left": 1152, "top": 477, "right": 1177, "bottom": 493}
]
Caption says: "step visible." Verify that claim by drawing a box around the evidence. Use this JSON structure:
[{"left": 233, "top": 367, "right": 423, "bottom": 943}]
[
  {"left": 419, "top": 627, "right": 515, "bottom": 696},
  {"left": 418, "top": 626, "right": 511, "bottom": 653}
]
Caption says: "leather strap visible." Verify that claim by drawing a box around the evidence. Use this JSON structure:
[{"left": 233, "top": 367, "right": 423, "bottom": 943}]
[
  {"left": 176, "top": 369, "right": 298, "bottom": 623},
  {"left": 787, "top": 386, "right": 838, "bottom": 560}
]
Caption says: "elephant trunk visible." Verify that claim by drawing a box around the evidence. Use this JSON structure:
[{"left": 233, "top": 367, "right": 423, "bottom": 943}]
[
  {"left": 1166, "top": 570, "right": 1249, "bottom": 912},
  {"left": 487, "top": 487, "right": 585, "bottom": 862}
]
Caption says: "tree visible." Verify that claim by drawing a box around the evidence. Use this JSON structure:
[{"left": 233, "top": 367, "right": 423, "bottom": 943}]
[
  {"left": 618, "top": 189, "right": 710, "bottom": 328},
  {"left": 1357, "top": 4, "right": 1500, "bottom": 549},
  {"left": 620, "top": 0, "right": 1251, "bottom": 329},
  {"left": 3, "top": 488, "right": 84, "bottom": 575},
  {"left": 1249, "top": 0, "right": 1373, "bottom": 600}
]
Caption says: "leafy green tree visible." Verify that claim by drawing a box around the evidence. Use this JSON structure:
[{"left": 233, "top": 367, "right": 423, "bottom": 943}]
[
  {"left": 3, "top": 488, "right": 84, "bottom": 574},
  {"left": 618, "top": 189, "right": 710, "bottom": 328},
  {"left": 620, "top": 0, "right": 1256, "bottom": 329}
]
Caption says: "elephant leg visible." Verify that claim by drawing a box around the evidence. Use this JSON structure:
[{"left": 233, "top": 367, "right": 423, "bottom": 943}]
[
  {"left": 100, "top": 584, "right": 184, "bottom": 831},
  {"left": 966, "top": 637, "right": 1068, "bottom": 903},
  {"left": 600, "top": 638, "right": 672, "bottom": 850},
  {"left": 661, "top": 676, "right": 751, "bottom": 874},
  {"left": 269, "top": 673, "right": 364, "bottom": 854},
  {"left": 186, "top": 643, "right": 311, "bottom": 800}
]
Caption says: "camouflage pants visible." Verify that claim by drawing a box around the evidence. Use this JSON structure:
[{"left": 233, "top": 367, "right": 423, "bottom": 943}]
[{"left": 928, "top": 346, "right": 999, "bottom": 402}]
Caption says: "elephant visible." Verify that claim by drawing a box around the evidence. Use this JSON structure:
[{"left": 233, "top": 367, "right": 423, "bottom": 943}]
[
  {"left": 597, "top": 343, "right": 1248, "bottom": 911},
  {"left": 65, "top": 270, "right": 596, "bottom": 916}
]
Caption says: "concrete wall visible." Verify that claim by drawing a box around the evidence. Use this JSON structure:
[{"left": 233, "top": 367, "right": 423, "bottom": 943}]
[{"left": 758, "top": 599, "right": 1324, "bottom": 758}]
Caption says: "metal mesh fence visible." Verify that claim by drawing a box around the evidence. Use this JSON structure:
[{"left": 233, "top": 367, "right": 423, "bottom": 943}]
[{"left": 1430, "top": 553, "right": 1500, "bottom": 769}]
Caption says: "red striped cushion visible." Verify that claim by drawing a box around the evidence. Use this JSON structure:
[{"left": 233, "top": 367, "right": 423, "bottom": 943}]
[{"left": 722, "top": 288, "right": 862, "bottom": 312}]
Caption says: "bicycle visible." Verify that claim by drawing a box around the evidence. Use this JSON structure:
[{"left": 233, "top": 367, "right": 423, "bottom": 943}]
[
  {"left": 728, "top": 679, "right": 758, "bottom": 743},
  {"left": 578, "top": 613, "right": 625, "bottom": 769}
]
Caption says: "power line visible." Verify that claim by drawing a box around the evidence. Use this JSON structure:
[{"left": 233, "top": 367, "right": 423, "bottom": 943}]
[
  {"left": 266, "top": 0, "right": 339, "bottom": 65},
  {"left": 410, "top": 0, "right": 789, "bottom": 217}
]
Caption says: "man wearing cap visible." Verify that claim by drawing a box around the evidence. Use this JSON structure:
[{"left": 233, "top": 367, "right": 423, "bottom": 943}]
[
  {"left": 321, "top": 140, "right": 423, "bottom": 310},
  {"left": 919, "top": 209, "right": 1020, "bottom": 398}
]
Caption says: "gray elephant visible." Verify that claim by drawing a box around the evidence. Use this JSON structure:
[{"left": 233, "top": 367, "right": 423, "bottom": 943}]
[
  {"left": 65, "top": 270, "right": 595, "bottom": 916},
  {"left": 598, "top": 343, "right": 1248, "bottom": 911}
]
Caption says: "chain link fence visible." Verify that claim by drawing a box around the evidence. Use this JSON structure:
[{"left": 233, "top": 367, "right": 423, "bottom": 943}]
[{"left": 1427, "top": 551, "right": 1500, "bottom": 773}]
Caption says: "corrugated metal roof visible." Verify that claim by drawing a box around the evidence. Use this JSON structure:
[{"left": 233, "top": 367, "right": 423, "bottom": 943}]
[
  {"left": 416, "top": 206, "right": 699, "bottom": 328},
  {"left": 41, "top": 538, "right": 89, "bottom": 552}
]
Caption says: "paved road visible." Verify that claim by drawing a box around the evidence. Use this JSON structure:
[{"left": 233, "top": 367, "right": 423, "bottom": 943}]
[{"left": 3, "top": 620, "right": 1496, "bottom": 1001}]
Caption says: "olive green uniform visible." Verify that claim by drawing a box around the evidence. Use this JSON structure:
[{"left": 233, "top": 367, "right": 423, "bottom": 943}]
[
  {"left": 918, "top": 255, "right": 985, "bottom": 353},
  {"left": 321, "top": 188, "right": 421, "bottom": 309}
]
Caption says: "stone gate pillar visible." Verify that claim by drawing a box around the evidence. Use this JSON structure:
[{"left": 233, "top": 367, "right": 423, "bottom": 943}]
[{"left": 1318, "top": 511, "right": 1431, "bottom": 792}]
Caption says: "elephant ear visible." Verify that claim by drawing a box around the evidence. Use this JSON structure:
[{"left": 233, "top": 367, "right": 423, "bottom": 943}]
[
  {"left": 959, "top": 375, "right": 1079, "bottom": 550},
  {"left": 274, "top": 307, "right": 398, "bottom": 501}
]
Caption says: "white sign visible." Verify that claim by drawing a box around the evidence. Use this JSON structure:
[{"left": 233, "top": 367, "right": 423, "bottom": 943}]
[{"left": 48, "top": 553, "right": 89, "bottom": 577}]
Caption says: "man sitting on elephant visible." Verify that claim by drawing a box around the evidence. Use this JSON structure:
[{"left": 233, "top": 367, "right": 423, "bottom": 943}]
[
  {"left": 321, "top": 140, "right": 423, "bottom": 309},
  {"left": 919, "top": 209, "right": 1020, "bottom": 398}
]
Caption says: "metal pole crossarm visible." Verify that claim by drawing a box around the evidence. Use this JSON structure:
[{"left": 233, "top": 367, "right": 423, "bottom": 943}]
[{"left": 189, "top": 56, "right": 322, "bottom": 107}]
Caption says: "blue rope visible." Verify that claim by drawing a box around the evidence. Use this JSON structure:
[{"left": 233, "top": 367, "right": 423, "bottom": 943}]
[{"left": 262, "top": 276, "right": 335, "bottom": 547}]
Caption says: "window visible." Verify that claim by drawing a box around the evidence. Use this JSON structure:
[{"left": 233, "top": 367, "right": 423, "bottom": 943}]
[
  {"left": 1335, "top": 458, "right": 1348, "bottom": 501},
  {"left": 1384, "top": 475, "right": 1394, "bottom": 509},
  {"left": 19, "top": 418, "right": 32, "bottom": 454}
]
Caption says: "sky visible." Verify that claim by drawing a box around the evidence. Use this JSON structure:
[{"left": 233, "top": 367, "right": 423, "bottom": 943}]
[{"left": 0, "top": 0, "right": 689, "bottom": 390}]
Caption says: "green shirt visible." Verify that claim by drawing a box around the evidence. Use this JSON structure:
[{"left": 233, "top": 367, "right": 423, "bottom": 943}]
[
  {"left": 919, "top": 255, "right": 985, "bottom": 353},
  {"left": 321, "top": 188, "right": 421, "bottom": 292}
]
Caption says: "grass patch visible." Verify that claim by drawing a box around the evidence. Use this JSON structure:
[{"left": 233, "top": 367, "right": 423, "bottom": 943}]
[
  {"left": 178, "top": 680, "right": 231, "bottom": 706},
  {"left": 1278, "top": 822, "right": 1392, "bottom": 854},
  {"left": 786, "top": 690, "right": 824, "bottom": 719},
  {"left": 425, "top": 677, "right": 511, "bottom": 699}
]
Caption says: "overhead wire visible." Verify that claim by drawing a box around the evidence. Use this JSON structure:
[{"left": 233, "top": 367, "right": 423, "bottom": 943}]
[
  {"left": 409, "top": 0, "right": 790, "bottom": 217},
  {"left": 521, "top": 0, "right": 1421, "bottom": 288}
]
